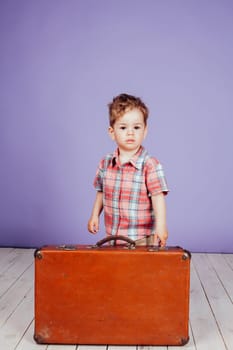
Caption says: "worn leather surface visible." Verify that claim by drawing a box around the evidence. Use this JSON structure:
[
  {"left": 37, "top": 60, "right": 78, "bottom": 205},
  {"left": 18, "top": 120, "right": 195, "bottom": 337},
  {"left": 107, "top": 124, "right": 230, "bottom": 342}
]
[{"left": 34, "top": 245, "right": 190, "bottom": 345}]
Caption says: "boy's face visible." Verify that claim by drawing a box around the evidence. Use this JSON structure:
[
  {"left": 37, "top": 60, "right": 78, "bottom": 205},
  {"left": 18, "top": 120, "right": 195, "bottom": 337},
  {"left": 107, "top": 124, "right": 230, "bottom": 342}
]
[{"left": 108, "top": 108, "right": 147, "bottom": 153}]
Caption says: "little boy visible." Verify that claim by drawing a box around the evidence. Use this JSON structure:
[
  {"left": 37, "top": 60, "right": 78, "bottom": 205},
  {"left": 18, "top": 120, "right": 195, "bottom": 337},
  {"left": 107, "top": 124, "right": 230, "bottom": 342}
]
[{"left": 88, "top": 93, "right": 169, "bottom": 246}]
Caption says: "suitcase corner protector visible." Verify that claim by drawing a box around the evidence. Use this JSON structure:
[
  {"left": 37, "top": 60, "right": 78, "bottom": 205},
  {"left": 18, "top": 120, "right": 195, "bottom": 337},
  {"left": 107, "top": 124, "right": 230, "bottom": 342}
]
[
  {"left": 182, "top": 250, "right": 191, "bottom": 261},
  {"left": 34, "top": 248, "right": 43, "bottom": 260},
  {"left": 34, "top": 333, "right": 45, "bottom": 344},
  {"left": 180, "top": 336, "right": 189, "bottom": 346}
]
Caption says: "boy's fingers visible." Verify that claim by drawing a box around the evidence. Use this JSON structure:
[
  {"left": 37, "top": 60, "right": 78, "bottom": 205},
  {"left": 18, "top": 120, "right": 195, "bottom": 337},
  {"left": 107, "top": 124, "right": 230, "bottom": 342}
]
[
  {"left": 159, "top": 238, "right": 167, "bottom": 247},
  {"left": 156, "top": 235, "right": 167, "bottom": 247},
  {"left": 88, "top": 225, "right": 95, "bottom": 234},
  {"left": 93, "top": 224, "right": 99, "bottom": 233},
  {"left": 92, "top": 224, "right": 99, "bottom": 234}
]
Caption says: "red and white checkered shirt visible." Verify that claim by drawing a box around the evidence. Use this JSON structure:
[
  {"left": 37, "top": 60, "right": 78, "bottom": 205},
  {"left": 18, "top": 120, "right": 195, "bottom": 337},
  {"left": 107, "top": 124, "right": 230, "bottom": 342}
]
[{"left": 94, "top": 146, "right": 169, "bottom": 240}]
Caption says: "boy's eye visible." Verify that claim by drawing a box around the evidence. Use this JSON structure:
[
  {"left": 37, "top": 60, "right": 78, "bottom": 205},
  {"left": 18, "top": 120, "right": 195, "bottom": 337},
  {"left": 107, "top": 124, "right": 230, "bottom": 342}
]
[
  {"left": 134, "top": 126, "right": 141, "bottom": 130},
  {"left": 120, "top": 126, "right": 126, "bottom": 130}
]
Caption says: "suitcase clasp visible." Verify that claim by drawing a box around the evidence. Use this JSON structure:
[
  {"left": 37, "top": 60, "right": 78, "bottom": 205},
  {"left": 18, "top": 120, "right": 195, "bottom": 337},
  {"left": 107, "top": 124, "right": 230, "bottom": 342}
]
[
  {"left": 57, "top": 245, "right": 77, "bottom": 251},
  {"left": 148, "top": 246, "right": 168, "bottom": 252}
]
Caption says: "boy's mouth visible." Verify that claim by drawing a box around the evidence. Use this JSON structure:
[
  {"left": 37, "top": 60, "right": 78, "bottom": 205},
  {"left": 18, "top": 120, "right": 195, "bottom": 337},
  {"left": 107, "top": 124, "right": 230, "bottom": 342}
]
[{"left": 126, "top": 139, "right": 135, "bottom": 143}]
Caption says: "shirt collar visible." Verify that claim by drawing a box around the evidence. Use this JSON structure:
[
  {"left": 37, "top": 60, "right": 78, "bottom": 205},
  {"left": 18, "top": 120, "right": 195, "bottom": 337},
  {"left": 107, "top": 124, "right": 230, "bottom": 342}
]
[{"left": 111, "top": 146, "right": 147, "bottom": 170}]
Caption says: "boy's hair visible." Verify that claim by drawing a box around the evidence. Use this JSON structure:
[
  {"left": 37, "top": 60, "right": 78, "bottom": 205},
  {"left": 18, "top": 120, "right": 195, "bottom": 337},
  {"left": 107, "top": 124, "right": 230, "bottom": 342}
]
[{"left": 108, "top": 93, "right": 149, "bottom": 127}]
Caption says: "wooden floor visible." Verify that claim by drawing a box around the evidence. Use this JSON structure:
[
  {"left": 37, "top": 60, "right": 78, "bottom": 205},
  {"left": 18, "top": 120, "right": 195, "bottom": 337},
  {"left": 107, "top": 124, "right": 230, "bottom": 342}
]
[{"left": 0, "top": 248, "right": 233, "bottom": 350}]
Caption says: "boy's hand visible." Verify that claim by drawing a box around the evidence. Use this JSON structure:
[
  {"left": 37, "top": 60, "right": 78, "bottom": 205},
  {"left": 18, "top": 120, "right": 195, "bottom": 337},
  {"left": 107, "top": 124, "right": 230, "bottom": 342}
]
[
  {"left": 151, "top": 193, "right": 168, "bottom": 247},
  {"left": 88, "top": 217, "right": 99, "bottom": 234},
  {"left": 154, "top": 227, "right": 168, "bottom": 247},
  {"left": 88, "top": 192, "right": 103, "bottom": 234}
]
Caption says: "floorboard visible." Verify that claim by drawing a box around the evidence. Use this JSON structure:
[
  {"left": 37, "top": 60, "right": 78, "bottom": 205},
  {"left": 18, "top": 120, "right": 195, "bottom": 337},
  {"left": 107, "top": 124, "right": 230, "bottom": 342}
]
[
  {"left": 190, "top": 258, "right": 226, "bottom": 350},
  {"left": 0, "top": 249, "right": 232, "bottom": 350},
  {"left": 192, "top": 254, "right": 233, "bottom": 350}
]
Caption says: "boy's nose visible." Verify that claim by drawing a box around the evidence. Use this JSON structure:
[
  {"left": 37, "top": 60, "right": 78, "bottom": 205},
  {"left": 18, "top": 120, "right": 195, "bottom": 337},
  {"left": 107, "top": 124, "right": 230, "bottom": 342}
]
[{"left": 127, "top": 128, "right": 134, "bottom": 135}]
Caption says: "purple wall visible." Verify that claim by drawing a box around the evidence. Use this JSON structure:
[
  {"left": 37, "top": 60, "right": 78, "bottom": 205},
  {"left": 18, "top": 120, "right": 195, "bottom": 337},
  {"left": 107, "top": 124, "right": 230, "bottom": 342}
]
[{"left": 0, "top": 0, "right": 233, "bottom": 252}]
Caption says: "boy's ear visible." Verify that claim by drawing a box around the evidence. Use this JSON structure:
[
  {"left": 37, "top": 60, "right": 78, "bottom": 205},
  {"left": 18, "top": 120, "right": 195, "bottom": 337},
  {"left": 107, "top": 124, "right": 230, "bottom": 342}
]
[
  {"left": 108, "top": 126, "right": 115, "bottom": 140},
  {"left": 143, "top": 125, "right": 148, "bottom": 139}
]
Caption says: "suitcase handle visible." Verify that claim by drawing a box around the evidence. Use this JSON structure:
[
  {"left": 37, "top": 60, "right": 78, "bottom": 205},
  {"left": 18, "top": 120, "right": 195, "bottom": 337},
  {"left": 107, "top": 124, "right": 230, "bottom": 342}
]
[{"left": 95, "top": 235, "right": 136, "bottom": 248}]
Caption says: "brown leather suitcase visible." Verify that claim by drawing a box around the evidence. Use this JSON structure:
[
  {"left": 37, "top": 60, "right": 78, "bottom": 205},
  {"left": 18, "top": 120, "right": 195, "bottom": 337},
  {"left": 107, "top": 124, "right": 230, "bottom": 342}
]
[{"left": 34, "top": 236, "right": 191, "bottom": 346}]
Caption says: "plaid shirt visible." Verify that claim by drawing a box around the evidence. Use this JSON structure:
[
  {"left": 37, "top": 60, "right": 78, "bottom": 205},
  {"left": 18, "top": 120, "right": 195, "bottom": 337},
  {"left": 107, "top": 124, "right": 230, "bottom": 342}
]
[{"left": 94, "top": 146, "right": 169, "bottom": 240}]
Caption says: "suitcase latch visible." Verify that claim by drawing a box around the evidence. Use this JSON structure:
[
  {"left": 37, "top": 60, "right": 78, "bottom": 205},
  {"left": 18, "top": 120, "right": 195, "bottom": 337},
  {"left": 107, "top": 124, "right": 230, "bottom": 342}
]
[
  {"left": 57, "top": 245, "right": 77, "bottom": 251},
  {"left": 148, "top": 246, "right": 167, "bottom": 252}
]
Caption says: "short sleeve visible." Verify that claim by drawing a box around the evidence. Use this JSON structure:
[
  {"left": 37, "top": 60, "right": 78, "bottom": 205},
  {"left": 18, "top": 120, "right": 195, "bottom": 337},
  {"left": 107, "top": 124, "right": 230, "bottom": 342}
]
[
  {"left": 93, "top": 159, "right": 105, "bottom": 191},
  {"left": 145, "top": 158, "right": 169, "bottom": 195}
]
